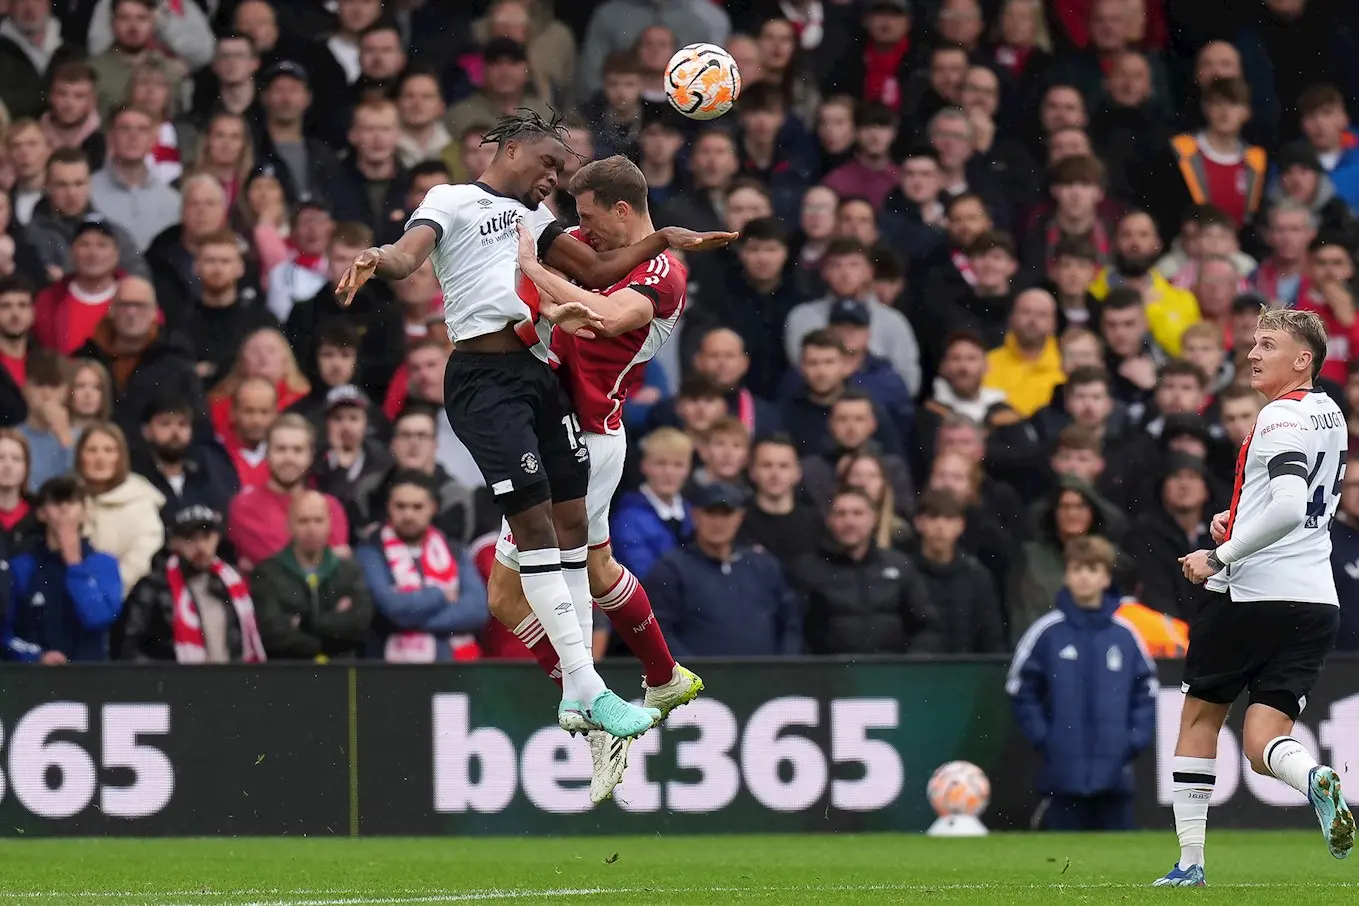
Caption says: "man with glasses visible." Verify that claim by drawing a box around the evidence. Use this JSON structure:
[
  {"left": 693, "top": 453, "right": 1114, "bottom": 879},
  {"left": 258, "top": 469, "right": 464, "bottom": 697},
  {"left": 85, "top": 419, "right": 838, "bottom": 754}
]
[
  {"left": 89, "top": 105, "right": 181, "bottom": 251},
  {"left": 72, "top": 276, "right": 203, "bottom": 440}
]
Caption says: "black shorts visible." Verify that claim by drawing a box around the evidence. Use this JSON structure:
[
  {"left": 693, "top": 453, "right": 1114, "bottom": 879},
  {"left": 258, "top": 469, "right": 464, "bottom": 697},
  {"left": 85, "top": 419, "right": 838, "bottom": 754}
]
[
  {"left": 443, "top": 348, "right": 590, "bottom": 516},
  {"left": 1182, "top": 592, "right": 1340, "bottom": 719}
]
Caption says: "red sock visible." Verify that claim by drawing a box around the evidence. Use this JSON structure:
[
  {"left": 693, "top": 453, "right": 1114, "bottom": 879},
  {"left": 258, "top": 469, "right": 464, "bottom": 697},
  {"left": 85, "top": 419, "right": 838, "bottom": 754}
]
[
  {"left": 513, "top": 615, "right": 561, "bottom": 688},
  {"left": 595, "top": 568, "right": 675, "bottom": 687}
]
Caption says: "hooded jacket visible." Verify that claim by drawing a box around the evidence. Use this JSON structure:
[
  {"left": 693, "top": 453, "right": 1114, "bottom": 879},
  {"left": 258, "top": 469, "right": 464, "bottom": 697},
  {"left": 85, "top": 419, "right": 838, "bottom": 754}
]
[{"left": 791, "top": 542, "right": 940, "bottom": 655}]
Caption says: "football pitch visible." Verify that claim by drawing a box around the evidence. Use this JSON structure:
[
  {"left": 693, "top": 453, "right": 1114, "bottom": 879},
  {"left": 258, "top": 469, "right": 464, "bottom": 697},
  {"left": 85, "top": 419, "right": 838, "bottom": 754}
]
[{"left": 1, "top": 831, "right": 1356, "bottom": 905}]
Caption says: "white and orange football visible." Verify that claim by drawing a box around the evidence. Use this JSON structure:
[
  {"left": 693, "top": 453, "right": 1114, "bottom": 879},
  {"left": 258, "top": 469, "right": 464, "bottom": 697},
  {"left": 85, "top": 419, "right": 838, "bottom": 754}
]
[{"left": 664, "top": 43, "right": 742, "bottom": 121}]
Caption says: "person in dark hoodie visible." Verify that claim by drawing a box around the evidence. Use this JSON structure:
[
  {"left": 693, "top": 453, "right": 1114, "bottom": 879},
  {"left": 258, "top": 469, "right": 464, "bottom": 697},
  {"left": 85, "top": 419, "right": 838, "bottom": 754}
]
[
  {"left": 779, "top": 330, "right": 902, "bottom": 458},
  {"left": 792, "top": 486, "right": 939, "bottom": 655},
  {"left": 880, "top": 145, "right": 948, "bottom": 281},
  {"left": 1008, "top": 534, "right": 1157, "bottom": 831},
  {"left": 1124, "top": 453, "right": 1217, "bottom": 625},
  {"left": 25, "top": 147, "right": 147, "bottom": 279},
  {"left": 908, "top": 488, "right": 1005, "bottom": 653},
  {"left": 799, "top": 390, "right": 913, "bottom": 513},
  {"left": 178, "top": 229, "right": 277, "bottom": 388},
  {"left": 1007, "top": 475, "right": 1114, "bottom": 643},
  {"left": 286, "top": 321, "right": 391, "bottom": 441},
  {"left": 328, "top": 96, "right": 411, "bottom": 233},
  {"left": 1, "top": 476, "right": 123, "bottom": 662},
  {"left": 131, "top": 393, "right": 238, "bottom": 525},
  {"left": 73, "top": 275, "right": 206, "bottom": 444},
  {"left": 312, "top": 385, "right": 392, "bottom": 522}
]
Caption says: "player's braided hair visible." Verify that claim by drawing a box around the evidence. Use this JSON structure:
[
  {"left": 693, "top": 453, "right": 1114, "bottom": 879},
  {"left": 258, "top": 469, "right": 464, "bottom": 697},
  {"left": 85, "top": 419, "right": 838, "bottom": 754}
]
[{"left": 480, "top": 107, "right": 583, "bottom": 160}]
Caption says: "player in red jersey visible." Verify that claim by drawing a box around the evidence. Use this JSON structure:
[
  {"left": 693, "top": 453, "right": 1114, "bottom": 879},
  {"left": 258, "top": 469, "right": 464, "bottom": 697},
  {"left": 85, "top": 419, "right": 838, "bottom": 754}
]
[{"left": 488, "top": 156, "right": 704, "bottom": 804}]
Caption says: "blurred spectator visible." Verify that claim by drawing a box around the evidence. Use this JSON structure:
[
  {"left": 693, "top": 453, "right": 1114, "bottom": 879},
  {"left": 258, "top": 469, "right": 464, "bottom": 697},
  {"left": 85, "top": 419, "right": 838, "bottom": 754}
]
[
  {"left": 1179, "top": 322, "right": 1230, "bottom": 399},
  {"left": 930, "top": 229, "right": 1019, "bottom": 356},
  {"left": 67, "top": 357, "right": 113, "bottom": 440},
  {"left": 1185, "top": 255, "right": 1245, "bottom": 344},
  {"left": 19, "top": 350, "right": 75, "bottom": 490},
  {"left": 1089, "top": 50, "right": 1174, "bottom": 201},
  {"left": 260, "top": 196, "right": 334, "bottom": 323},
  {"left": 75, "top": 420, "right": 165, "bottom": 592},
  {"left": 647, "top": 481, "right": 799, "bottom": 657},
  {"left": 918, "top": 191, "right": 992, "bottom": 312},
  {"left": 395, "top": 67, "right": 450, "bottom": 169},
  {"left": 131, "top": 393, "right": 237, "bottom": 519},
  {"left": 1265, "top": 144, "right": 1359, "bottom": 252},
  {"left": 984, "top": 288, "right": 1065, "bottom": 418},
  {"left": 1124, "top": 453, "right": 1214, "bottom": 623},
  {"left": 636, "top": 105, "right": 685, "bottom": 209},
  {"left": 1251, "top": 199, "right": 1315, "bottom": 307},
  {"left": 121, "top": 504, "right": 266, "bottom": 663},
  {"left": 821, "top": 297, "right": 914, "bottom": 438},
  {"left": 961, "top": 64, "right": 1038, "bottom": 204},
  {"left": 840, "top": 450, "right": 912, "bottom": 547},
  {"left": 1330, "top": 463, "right": 1359, "bottom": 651},
  {"left": 394, "top": 337, "right": 481, "bottom": 490},
  {"left": 0, "top": 0, "right": 82, "bottom": 120},
  {"left": 736, "top": 83, "right": 816, "bottom": 225},
  {"left": 34, "top": 215, "right": 123, "bottom": 355},
  {"left": 1, "top": 476, "right": 122, "bottom": 663},
  {"left": 581, "top": 53, "right": 644, "bottom": 162},
  {"left": 255, "top": 61, "right": 342, "bottom": 203},
  {"left": 1294, "top": 236, "right": 1359, "bottom": 386},
  {"left": 909, "top": 488, "right": 1006, "bottom": 654},
  {"left": 0, "top": 276, "right": 34, "bottom": 426},
  {"left": 90, "top": 105, "right": 181, "bottom": 252},
  {"left": 792, "top": 486, "right": 938, "bottom": 654},
  {"left": 1021, "top": 155, "right": 1112, "bottom": 280},
  {"left": 350, "top": 22, "right": 406, "bottom": 104},
  {"left": 612, "top": 426, "right": 693, "bottom": 582},
  {"left": 191, "top": 35, "right": 258, "bottom": 127},
  {"left": 656, "top": 128, "right": 738, "bottom": 236},
  {"left": 207, "top": 327, "right": 309, "bottom": 447},
  {"left": 0, "top": 429, "right": 37, "bottom": 556},
  {"left": 989, "top": 0, "right": 1054, "bottom": 111},
  {"left": 29, "top": 148, "right": 145, "bottom": 277},
  {"left": 8, "top": 120, "right": 52, "bottom": 226},
  {"left": 180, "top": 230, "right": 276, "bottom": 386},
  {"left": 880, "top": 145, "right": 947, "bottom": 272},
  {"left": 785, "top": 238, "right": 921, "bottom": 391},
  {"left": 86, "top": 0, "right": 213, "bottom": 72},
  {"left": 43, "top": 61, "right": 106, "bottom": 168},
  {"left": 356, "top": 470, "right": 487, "bottom": 662},
  {"left": 472, "top": 1, "right": 578, "bottom": 106},
  {"left": 1048, "top": 0, "right": 1173, "bottom": 121},
  {"left": 800, "top": 389, "right": 912, "bottom": 510},
  {"left": 780, "top": 329, "right": 900, "bottom": 458},
  {"left": 227, "top": 414, "right": 350, "bottom": 571},
  {"left": 738, "top": 434, "right": 822, "bottom": 568},
  {"left": 657, "top": 328, "right": 782, "bottom": 441},
  {"left": 313, "top": 384, "right": 391, "bottom": 508},
  {"left": 222, "top": 377, "right": 276, "bottom": 489},
  {"left": 1090, "top": 210, "right": 1199, "bottom": 357},
  {"left": 89, "top": 0, "right": 183, "bottom": 117},
  {"left": 689, "top": 415, "right": 750, "bottom": 492},
  {"left": 446, "top": 39, "right": 554, "bottom": 156},
  {"left": 251, "top": 489, "right": 373, "bottom": 661},
  {"left": 1217, "top": 383, "right": 1263, "bottom": 450},
  {"left": 74, "top": 275, "right": 203, "bottom": 442},
  {"left": 578, "top": 0, "right": 728, "bottom": 97},
  {"left": 754, "top": 16, "right": 822, "bottom": 125},
  {"left": 146, "top": 175, "right": 244, "bottom": 327},
  {"left": 822, "top": 101, "right": 900, "bottom": 212},
  {"left": 1007, "top": 535, "right": 1155, "bottom": 831},
  {"left": 288, "top": 322, "right": 381, "bottom": 432},
  {"left": 1048, "top": 237, "right": 1102, "bottom": 332}
]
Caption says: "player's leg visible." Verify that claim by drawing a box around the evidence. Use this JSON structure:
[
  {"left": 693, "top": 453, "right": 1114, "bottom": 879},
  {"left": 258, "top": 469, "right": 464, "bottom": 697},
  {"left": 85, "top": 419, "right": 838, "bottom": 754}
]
[
  {"left": 1243, "top": 601, "right": 1351, "bottom": 858},
  {"left": 486, "top": 541, "right": 561, "bottom": 684},
  {"left": 442, "top": 352, "right": 596, "bottom": 710},
  {"left": 1154, "top": 592, "right": 1240, "bottom": 886}
]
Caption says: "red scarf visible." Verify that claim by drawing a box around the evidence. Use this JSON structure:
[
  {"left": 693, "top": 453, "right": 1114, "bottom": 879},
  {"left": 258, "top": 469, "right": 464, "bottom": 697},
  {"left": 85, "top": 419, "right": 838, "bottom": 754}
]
[
  {"left": 1045, "top": 219, "right": 1110, "bottom": 266},
  {"left": 1252, "top": 257, "right": 1310, "bottom": 308},
  {"left": 733, "top": 388, "right": 756, "bottom": 436},
  {"left": 951, "top": 248, "right": 977, "bottom": 287},
  {"left": 863, "top": 37, "right": 910, "bottom": 110},
  {"left": 0, "top": 499, "right": 28, "bottom": 531},
  {"left": 168, "top": 556, "right": 266, "bottom": 663},
  {"left": 379, "top": 524, "right": 481, "bottom": 662},
  {"left": 993, "top": 44, "right": 1033, "bottom": 77}
]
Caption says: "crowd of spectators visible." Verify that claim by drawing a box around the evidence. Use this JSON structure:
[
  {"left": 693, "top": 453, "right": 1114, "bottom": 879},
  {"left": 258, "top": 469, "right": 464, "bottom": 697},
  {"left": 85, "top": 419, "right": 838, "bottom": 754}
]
[{"left": 1, "top": 0, "right": 1359, "bottom": 666}]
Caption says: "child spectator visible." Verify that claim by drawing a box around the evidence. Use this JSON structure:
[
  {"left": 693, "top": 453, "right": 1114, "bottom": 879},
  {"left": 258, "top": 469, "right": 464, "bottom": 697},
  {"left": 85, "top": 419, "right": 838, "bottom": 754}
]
[
  {"left": 1007, "top": 535, "right": 1157, "bottom": 831},
  {"left": 0, "top": 429, "right": 40, "bottom": 555},
  {"left": 1178, "top": 322, "right": 1231, "bottom": 398},
  {"left": 1295, "top": 235, "right": 1359, "bottom": 386},
  {"left": 2, "top": 476, "right": 123, "bottom": 663},
  {"left": 251, "top": 490, "right": 373, "bottom": 661},
  {"left": 1157, "top": 77, "right": 1267, "bottom": 231},
  {"left": 738, "top": 434, "right": 823, "bottom": 568},
  {"left": 19, "top": 350, "right": 75, "bottom": 491},
  {"left": 611, "top": 427, "right": 693, "bottom": 583},
  {"left": 1047, "top": 236, "right": 1102, "bottom": 333},
  {"left": 1218, "top": 383, "right": 1263, "bottom": 450},
  {"left": 68, "top": 358, "right": 113, "bottom": 440},
  {"left": 909, "top": 488, "right": 1006, "bottom": 654},
  {"left": 689, "top": 415, "right": 751, "bottom": 495},
  {"left": 1022, "top": 154, "right": 1111, "bottom": 281},
  {"left": 121, "top": 505, "right": 266, "bottom": 663}
]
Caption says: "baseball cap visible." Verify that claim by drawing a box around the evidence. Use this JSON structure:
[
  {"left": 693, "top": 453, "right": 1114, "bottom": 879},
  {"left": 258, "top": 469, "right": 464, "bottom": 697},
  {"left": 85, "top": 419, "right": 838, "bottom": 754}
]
[
  {"left": 1275, "top": 141, "right": 1325, "bottom": 174},
  {"left": 294, "top": 194, "right": 331, "bottom": 217},
  {"left": 691, "top": 482, "right": 748, "bottom": 512},
  {"left": 828, "top": 298, "right": 872, "bottom": 327},
  {"left": 260, "top": 60, "right": 310, "bottom": 89},
  {"left": 483, "top": 37, "right": 528, "bottom": 64},
  {"left": 867, "top": 0, "right": 911, "bottom": 13},
  {"left": 325, "top": 384, "right": 371, "bottom": 416},
  {"left": 170, "top": 504, "right": 223, "bottom": 538},
  {"left": 73, "top": 214, "right": 117, "bottom": 241}
]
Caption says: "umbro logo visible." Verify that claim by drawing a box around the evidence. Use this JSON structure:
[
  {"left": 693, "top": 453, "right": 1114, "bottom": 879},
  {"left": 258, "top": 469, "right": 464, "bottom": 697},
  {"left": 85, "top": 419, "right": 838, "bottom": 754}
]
[{"left": 477, "top": 199, "right": 493, "bottom": 207}]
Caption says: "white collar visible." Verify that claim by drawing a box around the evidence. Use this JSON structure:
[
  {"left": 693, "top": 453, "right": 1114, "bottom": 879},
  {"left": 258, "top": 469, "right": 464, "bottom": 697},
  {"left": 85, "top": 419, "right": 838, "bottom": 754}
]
[{"left": 641, "top": 484, "right": 685, "bottom": 521}]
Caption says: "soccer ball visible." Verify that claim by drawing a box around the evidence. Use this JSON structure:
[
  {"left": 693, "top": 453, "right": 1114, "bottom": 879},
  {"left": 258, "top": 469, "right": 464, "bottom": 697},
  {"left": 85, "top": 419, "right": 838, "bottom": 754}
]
[
  {"left": 664, "top": 43, "right": 742, "bottom": 121},
  {"left": 926, "top": 761, "right": 990, "bottom": 817}
]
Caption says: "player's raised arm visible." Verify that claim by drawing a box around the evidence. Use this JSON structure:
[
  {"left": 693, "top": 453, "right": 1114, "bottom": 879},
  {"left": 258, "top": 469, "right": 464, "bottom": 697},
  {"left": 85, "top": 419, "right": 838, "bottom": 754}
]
[
  {"left": 543, "top": 222, "right": 737, "bottom": 290},
  {"left": 517, "top": 225, "right": 652, "bottom": 337},
  {"left": 336, "top": 183, "right": 461, "bottom": 307}
]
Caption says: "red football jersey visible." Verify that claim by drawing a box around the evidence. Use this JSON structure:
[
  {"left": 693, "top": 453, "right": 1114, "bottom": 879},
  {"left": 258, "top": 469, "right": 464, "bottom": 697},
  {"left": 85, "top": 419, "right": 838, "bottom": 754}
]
[{"left": 550, "top": 229, "right": 687, "bottom": 435}]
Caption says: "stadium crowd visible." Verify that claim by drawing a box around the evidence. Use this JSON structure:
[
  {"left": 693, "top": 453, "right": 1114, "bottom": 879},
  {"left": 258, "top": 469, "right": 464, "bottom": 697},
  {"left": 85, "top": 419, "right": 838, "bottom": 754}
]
[{"left": 0, "top": 0, "right": 1358, "bottom": 667}]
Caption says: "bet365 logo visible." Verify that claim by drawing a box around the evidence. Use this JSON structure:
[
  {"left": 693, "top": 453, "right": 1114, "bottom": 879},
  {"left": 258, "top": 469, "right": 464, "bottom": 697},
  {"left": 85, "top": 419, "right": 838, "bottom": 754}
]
[
  {"left": 0, "top": 702, "right": 174, "bottom": 819},
  {"left": 431, "top": 694, "right": 904, "bottom": 815}
]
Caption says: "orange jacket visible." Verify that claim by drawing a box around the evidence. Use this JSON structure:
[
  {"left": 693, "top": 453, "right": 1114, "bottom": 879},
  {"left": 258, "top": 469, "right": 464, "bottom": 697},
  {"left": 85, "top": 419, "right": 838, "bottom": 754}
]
[{"left": 1116, "top": 598, "right": 1189, "bottom": 659}]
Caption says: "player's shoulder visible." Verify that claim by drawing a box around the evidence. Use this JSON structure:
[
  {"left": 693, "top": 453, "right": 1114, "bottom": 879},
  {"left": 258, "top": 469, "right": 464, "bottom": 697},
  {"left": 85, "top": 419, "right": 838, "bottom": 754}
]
[
  {"left": 1256, "top": 396, "right": 1311, "bottom": 438},
  {"left": 414, "top": 182, "right": 478, "bottom": 214}
]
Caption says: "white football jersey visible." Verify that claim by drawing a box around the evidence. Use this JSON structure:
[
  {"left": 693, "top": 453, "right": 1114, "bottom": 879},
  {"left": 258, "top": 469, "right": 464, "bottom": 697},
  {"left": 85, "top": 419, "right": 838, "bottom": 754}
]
[
  {"left": 1208, "top": 387, "right": 1346, "bottom": 605},
  {"left": 405, "top": 181, "right": 561, "bottom": 354}
]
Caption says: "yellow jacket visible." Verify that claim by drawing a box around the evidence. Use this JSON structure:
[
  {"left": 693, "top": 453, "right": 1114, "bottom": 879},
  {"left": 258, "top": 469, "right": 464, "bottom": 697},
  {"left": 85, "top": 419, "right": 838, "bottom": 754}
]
[
  {"left": 983, "top": 334, "right": 1065, "bottom": 418},
  {"left": 1115, "top": 599, "right": 1189, "bottom": 659},
  {"left": 1089, "top": 268, "right": 1201, "bottom": 357}
]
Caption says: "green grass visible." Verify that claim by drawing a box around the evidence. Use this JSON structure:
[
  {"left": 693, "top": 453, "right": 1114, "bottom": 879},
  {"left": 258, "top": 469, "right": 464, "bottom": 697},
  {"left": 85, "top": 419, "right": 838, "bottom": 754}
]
[{"left": 0, "top": 832, "right": 1355, "bottom": 904}]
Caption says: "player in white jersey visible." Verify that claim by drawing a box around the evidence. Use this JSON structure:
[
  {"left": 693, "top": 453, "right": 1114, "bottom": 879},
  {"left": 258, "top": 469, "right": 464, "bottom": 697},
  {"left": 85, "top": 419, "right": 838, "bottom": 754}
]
[
  {"left": 1155, "top": 308, "right": 1352, "bottom": 888},
  {"left": 334, "top": 110, "right": 734, "bottom": 741},
  {"left": 484, "top": 156, "right": 703, "bottom": 803}
]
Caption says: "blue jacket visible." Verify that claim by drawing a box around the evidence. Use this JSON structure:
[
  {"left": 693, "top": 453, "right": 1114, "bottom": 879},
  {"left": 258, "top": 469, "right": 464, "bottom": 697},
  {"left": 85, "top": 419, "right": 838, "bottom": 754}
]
[
  {"left": 621, "top": 359, "right": 671, "bottom": 434},
  {"left": 611, "top": 490, "right": 691, "bottom": 582},
  {"left": 355, "top": 541, "right": 488, "bottom": 660},
  {"left": 645, "top": 543, "right": 802, "bottom": 657},
  {"left": 1006, "top": 588, "right": 1157, "bottom": 796},
  {"left": 1330, "top": 519, "right": 1359, "bottom": 651},
  {"left": 2, "top": 543, "right": 123, "bottom": 662},
  {"left": 1333, "top": 165, "right": 1359, "bottom": 216}
]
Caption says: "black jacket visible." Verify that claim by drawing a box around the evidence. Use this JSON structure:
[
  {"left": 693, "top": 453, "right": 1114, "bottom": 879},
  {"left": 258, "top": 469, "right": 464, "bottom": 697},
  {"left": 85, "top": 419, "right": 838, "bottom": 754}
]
[
  {"left": 696, "top": 269, "right": 809, "bottom": 399},
  {"left": 1124, "top": 505, "right": 1216, "bottom": 624},
  {"left": 908, "top": 549, "right": 1007, "bottom": 654},
  {"left": 356, "top": 464, "right": 499, "bottom": 548},
  {"left": 74, "top": 328, "right": 207, "bottom": 445},
  {"left": 254, "top": 129, "right": 345, "bottom": 206},
  {"left": 0, "top": 354, "right": 25, "bottom": 427},
  {"left": 131, "top": 444, "right": 239, "bottom": 524},
  {"left": 790, "top": 544, "right": 941, "bottom": 655},
  {"left": 328, "top": 157, "right": 411, "bottom": 235},
  {"left": 120, "top": 554, "right": 251, "bottom": 662},
  {"left": 313, "top": 439, "right": 394, "bottom": 515},
  {"left": 0, "top": 33, "right": 82, "bottom": 120},
  {"left": 145, "top": 225, "right": 263, "bottom": 330},
  {"left": 284, "top": 281, "right": 405, "bottom": 403},
  {"left": 737, "top": 501, "right": 825, "bottom": 569}
]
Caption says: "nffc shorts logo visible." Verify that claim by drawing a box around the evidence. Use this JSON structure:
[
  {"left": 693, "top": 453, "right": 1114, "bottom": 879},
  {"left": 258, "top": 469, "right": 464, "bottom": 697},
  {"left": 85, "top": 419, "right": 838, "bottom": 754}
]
[{"left": 520, "top": 453, "right": 539, "bottom": 474}]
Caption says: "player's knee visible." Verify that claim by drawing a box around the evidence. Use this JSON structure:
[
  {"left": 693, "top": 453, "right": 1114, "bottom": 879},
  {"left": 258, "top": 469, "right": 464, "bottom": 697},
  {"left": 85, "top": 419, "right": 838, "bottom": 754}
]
[
  {"left": 551, "top": 498, "right": 588, "bottom": 548},
  {"left": 505, "top": 499, "right": 556, "bottom": 551},
  {"left": 588, "top": 552, "right": 623, "bottom": 599}
]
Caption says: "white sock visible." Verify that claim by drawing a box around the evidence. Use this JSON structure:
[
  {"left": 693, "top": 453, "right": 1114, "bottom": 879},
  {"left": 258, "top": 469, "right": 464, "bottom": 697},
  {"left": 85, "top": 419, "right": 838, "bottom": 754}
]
[
  {"left": 518, "top": 548, "right": 604, "bottom": 702},
  {"left": 560, "top": 545, "right": 593, "bottom": 659},
  {"left": 1265, "top": 736, "right": 1320, "bottom": 796},
  {"left": 1172, "top": 755, "right": 1215, "bottom": 869}
]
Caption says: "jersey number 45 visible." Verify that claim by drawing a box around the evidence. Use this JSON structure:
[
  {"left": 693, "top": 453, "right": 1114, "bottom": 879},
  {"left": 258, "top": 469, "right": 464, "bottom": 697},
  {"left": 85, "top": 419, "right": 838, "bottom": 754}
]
[{"left": 1305, "top": 451, "right": 1348, "bottom": 529}]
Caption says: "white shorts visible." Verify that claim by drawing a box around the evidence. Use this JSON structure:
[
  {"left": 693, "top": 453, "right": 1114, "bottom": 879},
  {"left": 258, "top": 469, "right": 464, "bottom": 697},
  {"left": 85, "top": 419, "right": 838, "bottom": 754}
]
[{"left": 495, "top": 430, "right": 626, "bottom": 571}]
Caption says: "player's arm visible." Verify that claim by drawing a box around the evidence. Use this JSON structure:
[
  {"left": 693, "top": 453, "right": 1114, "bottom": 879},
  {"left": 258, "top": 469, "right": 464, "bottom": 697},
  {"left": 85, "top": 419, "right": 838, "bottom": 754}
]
[
  {"left": 541, "top": 223, "right": 737, "bottom": 290},
  {"left": 1213, "top": 414, "right": 1312, "bottom": 567},
  {"left": 518, "top": 234, "right": 653, "bottom": 337},
  {"left": 335, "top": 186, "right": 454, "bottom": 306}
]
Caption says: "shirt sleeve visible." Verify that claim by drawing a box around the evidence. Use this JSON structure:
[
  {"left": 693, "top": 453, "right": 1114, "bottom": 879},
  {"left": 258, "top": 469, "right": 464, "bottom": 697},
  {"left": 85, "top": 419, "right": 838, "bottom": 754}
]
[
  {"left": 625, "top": 254, "right": 686, "bottom": 316},
  {"left": 1216, "top": 409, "right": 1311, "bottom": 565},
  {"left": 527, "top": 203, "right": 564, "bottom": 260},
  {"left": 405, "top": 184, "right": 464, "bottom": 246}
]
